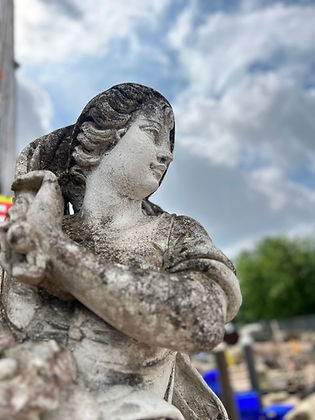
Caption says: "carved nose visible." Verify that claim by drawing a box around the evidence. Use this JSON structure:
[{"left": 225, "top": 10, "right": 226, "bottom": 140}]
[{"left": 157, "top": 151, "right": 173, "bottom": 165}]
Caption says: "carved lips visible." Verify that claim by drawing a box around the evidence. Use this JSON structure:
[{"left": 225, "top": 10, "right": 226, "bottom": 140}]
[{"left": 150, "top": 163, "right": 167, "bottom": 180}]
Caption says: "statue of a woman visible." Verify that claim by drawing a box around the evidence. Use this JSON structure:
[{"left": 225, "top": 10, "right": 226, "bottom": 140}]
[{"left": 0, "top": 83, "right": 241, "bottom": 420}]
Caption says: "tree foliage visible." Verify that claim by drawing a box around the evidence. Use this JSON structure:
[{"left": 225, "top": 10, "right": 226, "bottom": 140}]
[{"left": 235, "top": 236, "right": 315, "bottom": 322}]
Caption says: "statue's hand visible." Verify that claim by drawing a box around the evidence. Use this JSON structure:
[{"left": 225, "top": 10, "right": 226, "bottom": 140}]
[
  {"left": 11, "top": 170, "right": 64, "bottom": 228},
  {"left": 0, "top": 338, "right": 75, "bottom": 420},
  {"left": 0, "top": 171, "right": 64, "bottom": 285},
  {"left": 1, "top": 220, "right": 48, "bottom": 284}
]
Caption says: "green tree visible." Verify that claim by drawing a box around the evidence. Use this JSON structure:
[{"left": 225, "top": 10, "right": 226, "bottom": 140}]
[{"left": 235, "top": 236, "right": 315, "bottom": 322}]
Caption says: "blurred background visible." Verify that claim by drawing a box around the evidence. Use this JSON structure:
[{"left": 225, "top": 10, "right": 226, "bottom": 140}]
[{"left": 1, "top": 1, "right": 315, "bottom": 418}]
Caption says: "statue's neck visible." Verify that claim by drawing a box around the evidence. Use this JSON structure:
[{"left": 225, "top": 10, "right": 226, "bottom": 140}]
[{"left": 81, "top": 186, "right": 145, "bottom": 230}]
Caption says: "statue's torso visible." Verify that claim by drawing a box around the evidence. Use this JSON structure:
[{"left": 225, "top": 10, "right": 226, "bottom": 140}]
[
  {"left": 0, "top": 210, "right": 234, "bottom": 420},
  {"left": 1, "top": 212, "right": 177, "bottom": 400}
]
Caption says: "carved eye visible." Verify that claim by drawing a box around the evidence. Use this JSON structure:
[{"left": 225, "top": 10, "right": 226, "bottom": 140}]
[{"left": 143, "top": 127, "right": 160, "bottom": 144}]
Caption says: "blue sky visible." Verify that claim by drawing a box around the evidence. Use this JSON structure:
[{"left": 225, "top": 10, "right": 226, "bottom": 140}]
[{"left": 15, "top": 0, "right": 315, "bottom": 258}]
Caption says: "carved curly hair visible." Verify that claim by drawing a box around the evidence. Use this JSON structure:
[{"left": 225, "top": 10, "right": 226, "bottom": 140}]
[{"left": 15, "top": 83, "right": 175, "bottom": 215}]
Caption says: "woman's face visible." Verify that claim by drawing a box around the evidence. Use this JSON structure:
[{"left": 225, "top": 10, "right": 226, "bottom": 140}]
[{"left": 90, "top": 110, "right": 174, "bottom": 201}]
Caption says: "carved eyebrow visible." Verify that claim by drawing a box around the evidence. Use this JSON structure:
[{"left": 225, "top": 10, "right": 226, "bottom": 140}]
[{"left": 138, "top": 119, "right": 162, "bottom": 130}]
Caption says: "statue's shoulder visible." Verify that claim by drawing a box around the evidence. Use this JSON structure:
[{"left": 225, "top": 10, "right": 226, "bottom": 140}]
[
  {"left": 168, "top": 214, "right": 212, "bottom": 240},
  {"left": 165, "top": 213, "right": 215, "bottom": 257},
  {"left": 165, "top": 212, "right": 236, "bottom": 276}
]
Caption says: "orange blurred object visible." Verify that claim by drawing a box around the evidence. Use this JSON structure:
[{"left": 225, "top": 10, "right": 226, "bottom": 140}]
[{"left": 0, "top": 195, "right": 12, "bottom": 222}]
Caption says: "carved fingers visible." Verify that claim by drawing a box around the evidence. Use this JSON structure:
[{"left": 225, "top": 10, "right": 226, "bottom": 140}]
[
  {"left": 0, "top": 170, "right": 64, "bottom": 285},
  {"left": 8, "top": 222, "right": 48, "bottom": 284},
  {"left": 0, "top": 194, "right": 34, "bottom": 274},
  {"left": 0, "top": 220, "right": 48, "bottom": 285},
  {"left": 12, "top": 170, "right": 64, "bottom": 228}
]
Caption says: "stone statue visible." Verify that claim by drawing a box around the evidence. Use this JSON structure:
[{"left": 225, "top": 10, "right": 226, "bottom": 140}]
[{"left": 0, "top": 83, "right": 242, "bottom": 420}]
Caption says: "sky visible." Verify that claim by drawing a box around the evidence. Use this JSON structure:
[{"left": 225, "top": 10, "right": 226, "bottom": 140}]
[{"left": 14, "top": 0, "right": 315, "bottom": 259}]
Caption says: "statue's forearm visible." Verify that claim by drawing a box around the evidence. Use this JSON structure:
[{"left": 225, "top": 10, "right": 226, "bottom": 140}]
[{"left": 47, "top": 232, "right": 227, "bottom": 354}]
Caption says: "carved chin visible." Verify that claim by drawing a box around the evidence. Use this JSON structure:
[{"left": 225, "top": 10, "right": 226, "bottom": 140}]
[{"left": 128, "top": 179, "right": 159, "bottom": 200}]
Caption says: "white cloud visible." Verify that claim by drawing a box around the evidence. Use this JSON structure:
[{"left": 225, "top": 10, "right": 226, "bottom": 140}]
[
  {"left": 13, "top": 0, "right": 315, "bottom": 257},
  {"left": 167, "top": 1, "right": 195, "bottom": 50},
  {"left": 176, "top": 77, "right": 315, "bottom": 172},
  {"left": 225, "top": 220, "right": 315, "bottom": 260},
  {"left": 169, "top": 1, "right": 315, "bottom": 167},
  {"left": 168, "top": 4, "right": 315, "bottom": 176},
  {"left": 250, "top": 166, "right": 315, "bottom": 212},
  {"left": 154, "top": 143, "right": 315, "bottom": 259},
  {"left": 15, "top": 0, "right": 170, "bottom": 64},
  {"left": 160, "top": 0, "right": 315, "bottom": 255},
  {"left": 16, "top": 75, "right": 53, "bottom": 152},
  {"left": 169, "top": 1, "right": 315, "bottom": 95}
]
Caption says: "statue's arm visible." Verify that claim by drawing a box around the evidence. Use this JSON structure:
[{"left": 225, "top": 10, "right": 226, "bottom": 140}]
[
  {"left": 1, "top": 171, "right": 241, "bottom": 354},
  {"left": 46, "top": 232, "right": 233, "bottom": 354}
]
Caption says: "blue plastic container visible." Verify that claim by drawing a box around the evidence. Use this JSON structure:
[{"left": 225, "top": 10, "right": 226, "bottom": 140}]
[
  {"left": 235, "top": 390, "right": 260, "bottom": 420},
  {"left": 203, "top": 369, "right": 221, "bottom": 396},
  {"left": 261, "top": 404, "right": 294, "bottom": 419}
]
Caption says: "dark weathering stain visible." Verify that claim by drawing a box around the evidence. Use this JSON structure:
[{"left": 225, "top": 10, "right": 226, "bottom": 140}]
[{"left": 106, "top": 369, "right": 144, "bottom": 387}]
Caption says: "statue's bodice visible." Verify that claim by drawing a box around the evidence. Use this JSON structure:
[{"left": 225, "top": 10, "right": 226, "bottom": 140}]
[
  {"left": 0, "top": 211, "right": 237, "bottom": 420},
  {"left": 2, "top": 213, "right": 177, "bottom": 399}
]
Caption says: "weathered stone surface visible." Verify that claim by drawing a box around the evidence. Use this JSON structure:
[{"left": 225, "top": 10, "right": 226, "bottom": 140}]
[
  {"left": 0, "top": 83, "right": 242, "bottom": 419},
  {"left": 0, "top": 336, "right": 75, "bottom": 420}
]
